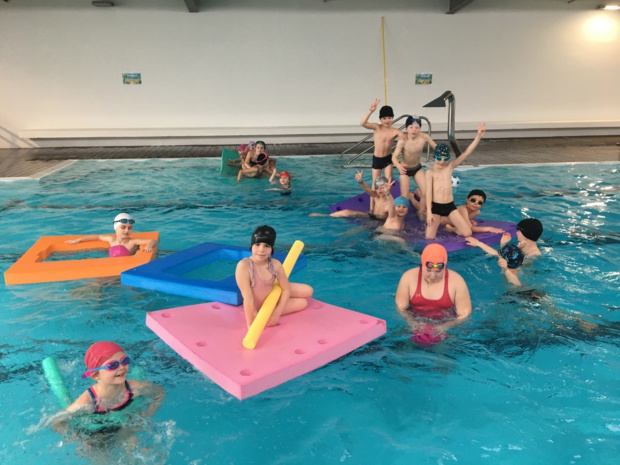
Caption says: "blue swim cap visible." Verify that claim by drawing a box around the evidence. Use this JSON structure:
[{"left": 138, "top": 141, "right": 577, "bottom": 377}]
[
  {"left": 499, "top": 244, "right": 525, "bottom": 269},
  {"left": 405, "top": 115, "right": 422, "bottom": 127},
  {"left": 394, "top": 196, "right": 409, "bottom": 208},
  {"left": 434, "top": 144, "right": 451, "bottom": 160}
]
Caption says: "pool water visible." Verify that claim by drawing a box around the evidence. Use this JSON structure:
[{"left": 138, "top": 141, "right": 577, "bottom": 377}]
[{"left": 1, "top": 157, "right": 619, "bottom": 464}]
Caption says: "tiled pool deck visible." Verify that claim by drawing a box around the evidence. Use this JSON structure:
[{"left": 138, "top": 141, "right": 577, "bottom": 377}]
[{"left": 1, "top": 136, "right": 618, "bottom": 180}]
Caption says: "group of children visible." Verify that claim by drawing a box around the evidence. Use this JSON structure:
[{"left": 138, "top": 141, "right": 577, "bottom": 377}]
[
  {"left": 50, "top": 99, "right": 546, "bottom": 437},
  {"left": 229, "top": 140, "right": 292, "bottom": 192}
]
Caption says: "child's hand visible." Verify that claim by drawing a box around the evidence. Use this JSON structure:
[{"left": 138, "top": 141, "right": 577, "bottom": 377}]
[
  {"left": 397, "top": 164, "right": 407, "bottom": 175},
  {"left": 465, "top": 236, "right": 481, "bottom": 246},
  {"left": 355, "top": 170, "right": 364, "bottom": 184},
  {"left": 487, "top": 227, "right": 504, "bottom": 234},
  {"left": 386, "top": 178, "right": 395, "bottom": 191},
  {"left": 477, "top": 122, "right": 486, "bottom": 137},
  {"left": 497, "top": 256, "right": 508, "bottom": 271},
  {"left": 369, "top": 99, "right": 380, "bottom": 112},
  {"left": 267, "top": 312, "right": 281, "bottom": 327}
]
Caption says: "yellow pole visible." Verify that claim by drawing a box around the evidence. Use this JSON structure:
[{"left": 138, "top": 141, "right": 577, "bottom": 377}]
[{"left": 381, "top": 16, "right": 388, "bottom": 104}]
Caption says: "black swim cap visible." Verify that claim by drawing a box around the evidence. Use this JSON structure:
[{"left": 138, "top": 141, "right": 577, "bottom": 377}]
[
  {"left": 405, "top": 115, "right": 422, "bottom": 127},
  {"left": 467, "top": 189, "right": 487, "bottom": 202},
  {"left": 499, "top": 244, "right": 525, "bottom": 269},
  {"left": 251, "top": 225, "right": 276, "bottom": 253},
  {"left": 517, "top": 218, "right": 543, "bottom": 241},
  {"left": 379, "top": 105, "right": 394, "bottom": 118}
]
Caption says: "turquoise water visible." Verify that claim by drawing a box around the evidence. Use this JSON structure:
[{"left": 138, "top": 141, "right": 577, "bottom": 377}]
[{"left": 1, "top": 157, "right": 619, "bottom": 464}]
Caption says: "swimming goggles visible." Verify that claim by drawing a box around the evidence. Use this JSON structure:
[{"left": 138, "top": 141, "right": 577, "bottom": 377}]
[
  {"left": 114, "top": 218, "right": 135, "bottom": 225},
  {"left": 425, "top": 261, "right": 445, "bottom": 270},
  {"left": 434, "top": 156, "right": 450, "bottom": 162},
  {"left": 81, "top": 356, "right": 131, "bottom": 378},
  {"left": 468, "top": 198, "right": 484, "bottom": 205}
]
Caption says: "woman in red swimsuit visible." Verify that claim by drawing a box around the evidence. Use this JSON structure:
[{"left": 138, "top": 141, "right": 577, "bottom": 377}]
[{"left": 395, "top": 244, "right": 472, "bottom": 344}]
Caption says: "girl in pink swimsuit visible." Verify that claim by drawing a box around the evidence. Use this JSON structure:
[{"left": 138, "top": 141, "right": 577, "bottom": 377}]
[
  {"left": 235, "top": 225, "right": 314, "bottom": 329},
  {"left": 65, "top": 212, "right": 158, "bottom": 257}
]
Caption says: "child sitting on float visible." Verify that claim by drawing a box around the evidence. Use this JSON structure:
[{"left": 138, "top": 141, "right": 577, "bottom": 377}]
[
  {"left": 235, "top": 225, "right": 313, "bottom": 329},
  {"left": 65, "top": 213, "right": 158, "bottom": 257}
]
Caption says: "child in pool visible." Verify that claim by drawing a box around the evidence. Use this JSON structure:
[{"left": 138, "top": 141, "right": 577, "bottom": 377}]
[
  {"left": 372, "top": 195, "right": 410, "bottom": 244},
  {"left": 425, "top": 123, "right": 486, "bottom": 239},
  {"left": 392, "top": 115, "right": 437, "bottom": 218},
  {"left": 64, "top": 341, "right": 164, "bottom": 415},
  {"left": 65, "top": 213, "right": 158, "bottom": 257},
  {"left": 465, "top": 236, "right": 524, "bottom": 286},
  {"left": 309, "top": 171, "right": 395, "bottom": 220},
  {"left": 237, "top": 140, "right": 270, "bottom": 181},
  {"left": 442, "top": 189, "right": 505, "bottom": 235},
  {"left": 500, "top": 218, "right": 543, "bottom": 258},
  {"left": 267, "top": 169, "right": 292, "bottom": 193},
  {"left": 226, "top": 143, "right": 250, "bottom": 167},
  {"left": 235, "top": 225, "right": 313, "bottom": 328}
]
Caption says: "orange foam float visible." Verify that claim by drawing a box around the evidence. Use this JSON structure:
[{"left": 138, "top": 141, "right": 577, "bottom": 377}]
[{"left": 4, "top": 232, "right": 159, "bottom": 285}]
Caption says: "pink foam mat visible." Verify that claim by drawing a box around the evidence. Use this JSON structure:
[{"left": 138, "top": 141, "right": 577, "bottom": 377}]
[{"left": 146, "top": 299, "right": 386, "bottom": 400}]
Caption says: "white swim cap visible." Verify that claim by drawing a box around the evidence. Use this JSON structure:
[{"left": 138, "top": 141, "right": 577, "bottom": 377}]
[{"left": 113, "top": 212, "right": 134, "bottom": 230}]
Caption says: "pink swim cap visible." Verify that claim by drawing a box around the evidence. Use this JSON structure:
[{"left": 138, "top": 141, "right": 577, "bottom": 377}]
[{"left": 84, "top": 341, "right": 124, "bottom": 377}]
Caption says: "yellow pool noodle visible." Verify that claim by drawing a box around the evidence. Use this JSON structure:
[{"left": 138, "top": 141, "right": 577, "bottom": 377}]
[{"left": 242, "top": 240, "right": 304, "bottom": 350}]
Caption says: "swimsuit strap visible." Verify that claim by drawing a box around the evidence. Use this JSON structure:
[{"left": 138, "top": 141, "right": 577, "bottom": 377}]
[
  {"left": 88, "top": 381, "right": 133, "bottom": 414},
  {"left": 248, "top": 258, "right": 278, "bottom": 288}
]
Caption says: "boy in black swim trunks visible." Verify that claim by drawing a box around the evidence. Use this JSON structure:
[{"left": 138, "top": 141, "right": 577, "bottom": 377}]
[
  {"left": 392, "top": 115, "right": 438, "bottom": 218},
  {"left": 425, "top": 123, "right": 486, "bottom": 239},
  {"left": 360, "top": 99, "right": 406, "bottom": 191}
]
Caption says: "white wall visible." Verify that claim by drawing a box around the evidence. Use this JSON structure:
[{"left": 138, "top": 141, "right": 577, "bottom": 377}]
[{"left": 1, "top": 0, "right": 619, "bottom": 148}]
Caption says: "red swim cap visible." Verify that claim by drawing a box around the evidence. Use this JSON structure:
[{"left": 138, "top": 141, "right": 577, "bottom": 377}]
[
  {"left": 279, "top": 171, "right": 290, "bottom": 179},
  {"left": 84, "top": 341, "right": 124, "bottom": 377}
]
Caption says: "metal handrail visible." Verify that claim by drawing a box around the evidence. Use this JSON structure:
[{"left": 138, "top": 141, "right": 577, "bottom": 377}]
[{"left": 342, "top": 115, "right": 432, "bottom": 165}]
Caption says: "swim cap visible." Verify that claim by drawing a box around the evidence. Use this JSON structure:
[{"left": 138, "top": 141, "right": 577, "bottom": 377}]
[
  {"left": 421, "top": 243, "right": 448, "bottom": 267},
  {"left": 375, "top": 176, "right": 389, "bottom": 188},
  {"left": 434, "top": 144, "right": 451, "bottom": 160},
  {"left": 467, "top": 189, "right": 487, "bottom": 202},
  {"left": 379, "top": 105, "right": 394, "bottom": 118},
  {"left": 113, "top": 213, "right": 134, "bottom": 230},
  {"left": 248, "top": 141, "right": 256, "bottom": 149},
  {"left": 84, "top": 341, "right": 124, "bottom": 377},
  {"left": 394, "top": 196, "right": 409, "bottom": 208},
  {"left": 238, "top": 144, "right": 247, "bottom": 151},
  {"left": 405, "top": 115, "right": 422, "bottom": 127},
  {"left": 251, "top": 225, "right": 276, "bottom": 253},
  {"left": 255, "top": 140, "right": 267, "bottom": 148},
  {"left": 499, "top": 244, "right": 525, "bottom": 269},
  {"left": 517, "top": 218, "right": 543, "bottom": 241},
  {"left": 279, "top": 171, "right": 291, "bottom": 180},
  {"left": 256, "top": 152, "right": 268, "bottom": 165}
]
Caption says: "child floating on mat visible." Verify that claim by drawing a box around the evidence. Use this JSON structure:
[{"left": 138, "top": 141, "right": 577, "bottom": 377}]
[
  {"left": 425, "top": 123, "right": 486, "bottom": 239},
  {"left": 65, "top": 213, "right": 158, "bottom": 257},
  {"left": 465, "top": 236, "right": 524, "bottom": 286},
  {"left": 226, "top": 143, "right": 250, "bottom": 167},
  {"left": 237, "top": 140, "right": 274, "bottom": 181},
  {"left": 442, "top": 189, "right": 505, "bottom": 235},
  {"left": 235, "top": 225, "right": 313, "bottom": 329},
  {"left": 392, "top": 115, "right": 437, "bottom": 218},
  {"left": 267, "top": 169, "right": 293, "bottom": 194},
  {"left": 372, "top": 195, "right": 410, "bottom": 244},
  {"left": 58, "top": 341, "right": 164, "bottom": 418},
  {"left": 309, "top": 171, "right": 395, "bottom": 220}
]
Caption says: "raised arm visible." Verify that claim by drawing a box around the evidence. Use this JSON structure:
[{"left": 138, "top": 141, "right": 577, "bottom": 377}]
[
  {"left": 355, "top": 169, "right": 378, "bottom": 198},
  {"left": 452, "top": 123, "right": 485, "bottom": 168},
  {"left": 360, "top": 99, "right": 380, "bottom": 130}
]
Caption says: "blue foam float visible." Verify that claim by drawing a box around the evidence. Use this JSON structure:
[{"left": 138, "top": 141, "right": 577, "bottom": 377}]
[{"left": 121, "top": 242, "right": 307, "bottom": 305}]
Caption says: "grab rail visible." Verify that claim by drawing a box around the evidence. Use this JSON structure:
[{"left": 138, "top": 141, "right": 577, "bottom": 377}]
[{"left": 342, "top": 115, "right": 432, "bottom": 165}]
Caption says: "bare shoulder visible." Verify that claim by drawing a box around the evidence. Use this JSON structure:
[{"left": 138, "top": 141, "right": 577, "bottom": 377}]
[
  {"left": 448, "top": 269, "right": 467, "bottom": 286},
  {"left": 236, "top": 258, "right": 250, "bottom": 272}
]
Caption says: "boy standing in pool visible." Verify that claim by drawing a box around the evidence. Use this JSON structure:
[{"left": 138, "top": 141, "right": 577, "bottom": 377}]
[
  {"left": 360, "top": 99, "right": 405, "bottom": 189},
  {"left": 425, "top": 123, "right": 486, "bottom": 239},
  {"left": 392, "top": 115, "right": 437, "bottom": 218}
]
